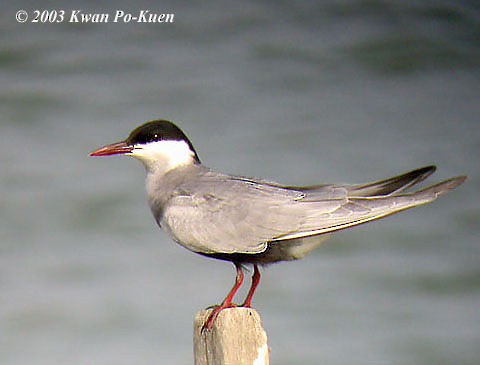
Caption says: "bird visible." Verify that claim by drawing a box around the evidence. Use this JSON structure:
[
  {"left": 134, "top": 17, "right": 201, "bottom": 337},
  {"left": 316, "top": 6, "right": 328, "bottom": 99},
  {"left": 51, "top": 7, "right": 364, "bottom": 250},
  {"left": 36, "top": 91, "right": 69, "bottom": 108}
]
[{"left": 90, "top": 119, "right": 466, "bottom": 331}]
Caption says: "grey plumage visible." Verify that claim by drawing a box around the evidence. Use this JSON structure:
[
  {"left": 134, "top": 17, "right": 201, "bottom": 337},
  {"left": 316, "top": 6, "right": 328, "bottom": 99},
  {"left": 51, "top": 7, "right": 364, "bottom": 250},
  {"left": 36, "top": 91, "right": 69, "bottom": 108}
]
[{"left": 146, "top": 163, "right": 465, "bottom": 264}]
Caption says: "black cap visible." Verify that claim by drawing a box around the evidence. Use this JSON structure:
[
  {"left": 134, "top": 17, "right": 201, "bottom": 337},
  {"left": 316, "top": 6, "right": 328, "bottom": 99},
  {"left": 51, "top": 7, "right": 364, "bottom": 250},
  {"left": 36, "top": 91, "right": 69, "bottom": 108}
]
[{"left": 126, "top": 120, "right": 200, "bottom": 163}]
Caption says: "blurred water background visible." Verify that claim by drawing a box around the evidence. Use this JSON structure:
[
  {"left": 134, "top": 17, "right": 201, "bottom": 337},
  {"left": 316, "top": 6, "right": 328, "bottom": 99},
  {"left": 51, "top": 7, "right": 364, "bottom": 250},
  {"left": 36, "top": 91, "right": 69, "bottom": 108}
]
[{"left": 1, "top": 1, "right": 479, "bottom": 364}]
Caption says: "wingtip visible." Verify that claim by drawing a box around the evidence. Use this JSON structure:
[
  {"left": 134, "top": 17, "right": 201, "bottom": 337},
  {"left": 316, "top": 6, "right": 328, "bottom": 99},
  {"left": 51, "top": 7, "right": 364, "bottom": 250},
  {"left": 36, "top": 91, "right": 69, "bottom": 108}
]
[
  {"left": 413, "top": 165, "right": 437, "bottom": 183},
  {"left": 421, "top": 165, "right": 437, "bottom": 173},
  {"left": 439, "top": 175, "right": 467, "bottom": 196},
  {"left": 418, "top": 175, "right": 467, "bottom": 197},
  {"left": 449, "top": 175, "right": 467, "bottom": 188}
]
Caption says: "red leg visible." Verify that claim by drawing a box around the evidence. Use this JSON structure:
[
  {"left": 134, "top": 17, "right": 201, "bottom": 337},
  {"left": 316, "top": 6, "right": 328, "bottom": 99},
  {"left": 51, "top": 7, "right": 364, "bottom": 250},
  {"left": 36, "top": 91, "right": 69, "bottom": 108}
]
[
  {"left": 241, "top": 264, "right": 261, "bottom": 308},
  {"left": 202, "top": 263, "right": 244, "bottom": 331}
]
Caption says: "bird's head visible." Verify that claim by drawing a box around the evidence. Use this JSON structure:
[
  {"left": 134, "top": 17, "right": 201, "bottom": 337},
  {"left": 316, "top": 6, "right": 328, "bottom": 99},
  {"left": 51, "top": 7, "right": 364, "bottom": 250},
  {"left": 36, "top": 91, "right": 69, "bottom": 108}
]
[{"left": 90, "top": 120, "right": 200, "bottom": 172}]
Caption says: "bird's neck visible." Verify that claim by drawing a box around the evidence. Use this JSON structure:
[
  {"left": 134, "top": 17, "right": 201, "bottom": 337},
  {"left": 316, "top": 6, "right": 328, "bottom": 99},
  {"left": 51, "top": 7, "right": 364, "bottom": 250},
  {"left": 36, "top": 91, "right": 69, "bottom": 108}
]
[{"left": 145, "top": 163, "right": 206, "bottom": 223}]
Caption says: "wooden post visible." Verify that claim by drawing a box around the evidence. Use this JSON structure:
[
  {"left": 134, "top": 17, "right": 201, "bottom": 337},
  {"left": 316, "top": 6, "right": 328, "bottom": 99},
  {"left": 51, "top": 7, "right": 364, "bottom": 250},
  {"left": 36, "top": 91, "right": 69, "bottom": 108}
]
[{"left": 194, "top": 308, "right": 269, "bottom": 365}]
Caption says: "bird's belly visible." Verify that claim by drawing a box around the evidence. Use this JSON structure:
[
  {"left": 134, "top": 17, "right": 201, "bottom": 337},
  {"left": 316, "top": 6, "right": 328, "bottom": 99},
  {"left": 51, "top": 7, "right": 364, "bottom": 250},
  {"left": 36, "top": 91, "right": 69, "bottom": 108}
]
[
  {"left": 198, "top": 234, "right": 332, "bottom": 265},
  {"left": 266, "top": 234, "right": 332, "bottom": 262}
]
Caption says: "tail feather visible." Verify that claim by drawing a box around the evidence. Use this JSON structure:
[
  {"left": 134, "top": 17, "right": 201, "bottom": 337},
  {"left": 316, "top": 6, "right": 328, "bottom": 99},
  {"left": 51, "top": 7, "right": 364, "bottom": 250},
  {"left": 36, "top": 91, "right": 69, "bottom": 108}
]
[{"left": 277, "top": 175, "right": 467, "bottom": 241}]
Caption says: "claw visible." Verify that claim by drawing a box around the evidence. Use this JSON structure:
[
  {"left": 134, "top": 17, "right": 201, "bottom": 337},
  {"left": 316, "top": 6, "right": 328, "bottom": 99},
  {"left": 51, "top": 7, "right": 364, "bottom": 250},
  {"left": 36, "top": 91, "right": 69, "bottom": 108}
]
[
  {"left": 201, "top": 263, "right": 262, "bottom": 332},
  {"left": 201, "top": 303, "right": 238, "bottom": 332}
]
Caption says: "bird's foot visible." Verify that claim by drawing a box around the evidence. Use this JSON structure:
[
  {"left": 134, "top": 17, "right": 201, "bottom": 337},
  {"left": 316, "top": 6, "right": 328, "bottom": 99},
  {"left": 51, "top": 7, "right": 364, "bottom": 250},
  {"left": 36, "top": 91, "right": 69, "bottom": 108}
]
[{"left": 201, "top": 303, "right": 238, "bottom": 332}]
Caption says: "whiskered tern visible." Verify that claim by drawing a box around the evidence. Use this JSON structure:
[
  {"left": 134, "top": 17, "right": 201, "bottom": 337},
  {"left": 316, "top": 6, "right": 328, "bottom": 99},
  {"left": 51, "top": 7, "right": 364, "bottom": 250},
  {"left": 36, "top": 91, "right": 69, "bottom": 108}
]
[{"left": 90, "top": 119, "right": 466, "bottom": 330}]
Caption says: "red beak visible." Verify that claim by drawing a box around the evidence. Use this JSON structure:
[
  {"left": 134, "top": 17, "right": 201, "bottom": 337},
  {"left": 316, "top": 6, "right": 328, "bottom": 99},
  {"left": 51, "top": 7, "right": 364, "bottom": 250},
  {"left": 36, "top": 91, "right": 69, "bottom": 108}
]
[{"left": 89, "top": 141, "right": 133, "bottom": 157}]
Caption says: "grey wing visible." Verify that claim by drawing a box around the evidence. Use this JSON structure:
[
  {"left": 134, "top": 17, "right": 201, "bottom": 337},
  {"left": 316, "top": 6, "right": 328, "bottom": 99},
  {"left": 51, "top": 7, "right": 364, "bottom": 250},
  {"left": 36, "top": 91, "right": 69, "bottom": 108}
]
[
  {"left": 161, "top": 176, "right": 340, "bottom": 254},
  {"left": 162, "top": 170, "right": 465, "bottom": 255}
]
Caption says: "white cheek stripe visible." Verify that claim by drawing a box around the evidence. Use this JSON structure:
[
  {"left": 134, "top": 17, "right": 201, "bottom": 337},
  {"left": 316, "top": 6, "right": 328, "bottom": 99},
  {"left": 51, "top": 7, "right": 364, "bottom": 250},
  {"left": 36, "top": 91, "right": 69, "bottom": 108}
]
[{"left": 129, "top": 140, "right": 195, "bottom": 171}]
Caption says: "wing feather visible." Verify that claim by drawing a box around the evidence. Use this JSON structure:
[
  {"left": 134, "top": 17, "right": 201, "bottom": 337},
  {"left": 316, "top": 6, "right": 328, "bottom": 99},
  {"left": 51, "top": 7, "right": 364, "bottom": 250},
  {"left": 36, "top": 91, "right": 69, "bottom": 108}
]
[
  {"left": 162, "top": 174, "right": 306, "bottom": 254},
  {"left": 277, "top": 176, "right": 465, "bottom": 240},
  {"left": 160, "top": 167, "right": 465, "bottom": 255}
]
